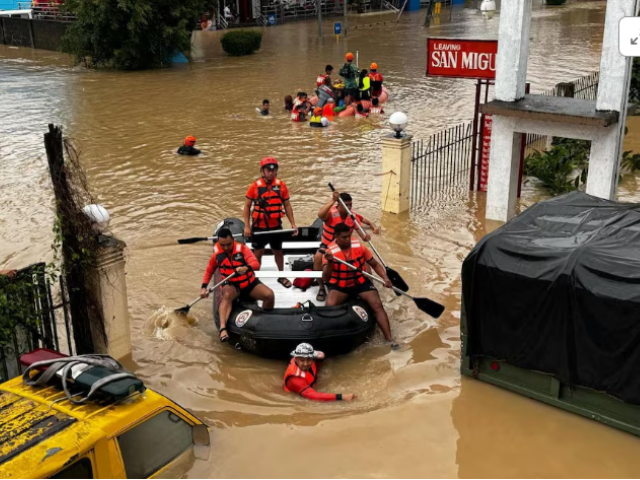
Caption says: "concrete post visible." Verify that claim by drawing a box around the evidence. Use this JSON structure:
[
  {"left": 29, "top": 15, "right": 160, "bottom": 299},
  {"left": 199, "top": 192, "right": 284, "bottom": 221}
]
[
  {"left": 381, "top": 134, "right": 412, "bottom": 214},
  {"left": 494, "top": 0, "right": 532, "bottom": 102},
  {"left": 93, "top": 235, "right": 132, "bottom": 360},
  {"left": 485, "top": 117, "right": 522, "bottom": 222}
]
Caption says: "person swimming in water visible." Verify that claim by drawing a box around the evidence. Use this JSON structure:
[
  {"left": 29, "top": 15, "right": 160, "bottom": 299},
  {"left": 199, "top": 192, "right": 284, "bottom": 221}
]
[{"left": 177, "top": 135, "right": 201, "bottom": 156}]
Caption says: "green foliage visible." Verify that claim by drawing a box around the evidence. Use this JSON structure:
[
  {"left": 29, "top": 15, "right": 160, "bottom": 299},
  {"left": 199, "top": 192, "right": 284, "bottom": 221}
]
[
  {"left": 524, "top": 139, "right": 589, "bottom": 195},
  {"left": 0, "top": 266, "right": 46, "bottom": 347},
  {"left": 221, "top": 30, "right": 263, "bottom": 57},
  {"left": 61, "top": 0, "right": 207, "bottom": 70}
]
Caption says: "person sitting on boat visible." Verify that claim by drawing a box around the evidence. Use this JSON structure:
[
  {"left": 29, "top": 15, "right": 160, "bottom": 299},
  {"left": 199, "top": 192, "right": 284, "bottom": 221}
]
[
  {"left": 244, "top": 157, "right": 298, "bottom": 289},
  {"left": 177, "top": 135, "right": 201, "bottom": 156},
  {"left": 284, "top": 343, "right": 356, "bottom": 402},
  {"left": 316, "top": 64, "right": 334, "bottom": 88},
  {"left": 200, "top": 228, "right": 275, "bottom": 343},
  {"left": 309, "top": 107, "right": 325, "bottom": 128},
  {"left": 317, "top": 76, "right": 336, "bottom": 107},
  {"left": 369, "top": 63, "right": 384, "bottom": 98},
  {"left": 313, "top": 191, "right": 379, "bottom": 302},
  {"left": 354, "top": 103, "right": 369, "bottom": 118},
  {"left": 369, "top": 97, "right": 384, "bottom": 116},
  {"left": 322, "top": 223, "right": 395, "bottom": 344}
]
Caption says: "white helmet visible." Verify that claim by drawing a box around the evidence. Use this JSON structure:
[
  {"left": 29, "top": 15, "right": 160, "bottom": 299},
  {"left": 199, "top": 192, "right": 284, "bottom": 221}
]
[{"left": 291, "top": 343, "right": 318, "bottom": 358}]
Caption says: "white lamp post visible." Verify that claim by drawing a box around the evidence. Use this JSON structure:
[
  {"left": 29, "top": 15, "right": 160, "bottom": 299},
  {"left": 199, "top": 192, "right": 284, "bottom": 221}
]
[
  {"left": 389, "top": 112, "right": 408, "bottom": 139},
  {"left": 83, "top": 204, "right": 110, "bottom": 233}
]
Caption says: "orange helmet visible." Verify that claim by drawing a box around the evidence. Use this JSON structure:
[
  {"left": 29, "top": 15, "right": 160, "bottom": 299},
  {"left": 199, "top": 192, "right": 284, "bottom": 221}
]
[
  {"left": 346, "top": 52, "right": 354, "bottom": 61},
  {"left": 184, "top": 135, "right": 196, "bottom": 146},
  {"left": 260, "top": 156, "right": 279, "bottom": 170},
  {"left": 370, "top": 62, "right": 378, "bottom": 70},
  {"left": 314, "top": 107, "right": 322, "bottom": 115}
]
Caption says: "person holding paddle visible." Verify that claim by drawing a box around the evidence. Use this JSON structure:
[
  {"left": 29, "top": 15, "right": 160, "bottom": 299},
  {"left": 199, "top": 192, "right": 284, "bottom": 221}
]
[
  {"left": 314, "top": 190, "right": 379, "bottom": 302},
  {"left": 200, "top": 228, "right": 275, "bottom": 342},
  {"left": 322, "top": 223, "right": 396, "bottom": 346},
  {"left": 244, "top": 157, "right": 298, "bottom": 289}
]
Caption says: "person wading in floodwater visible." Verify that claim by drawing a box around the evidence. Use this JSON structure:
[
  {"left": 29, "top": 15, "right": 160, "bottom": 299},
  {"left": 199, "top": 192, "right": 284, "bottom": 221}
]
[
  {"left": 243, "top": 157, "right": 298, "bottom": 288},
  {"left": 283, "top": 343, "right": 356, "bottom": 401},
  {"left": 200, "top": 228, "right": 275, "bottom": 342},
  {"left": 177, "top": 135, "right": 201, "bottom": 156}
]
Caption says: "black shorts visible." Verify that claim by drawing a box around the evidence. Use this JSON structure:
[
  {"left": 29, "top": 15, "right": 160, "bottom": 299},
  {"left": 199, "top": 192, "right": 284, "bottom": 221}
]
[
  {"left": 232, "top": 279, "right": 262, "bottom": 302},
  {"left": 327, "top": 279, "right": 377, "bottom": 296},
  {"left": 251, "top": 226, "right": 283, "bottom": 250}
]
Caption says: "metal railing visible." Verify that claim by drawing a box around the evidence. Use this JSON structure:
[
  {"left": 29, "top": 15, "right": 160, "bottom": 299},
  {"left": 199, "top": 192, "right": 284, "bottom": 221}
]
[
  {"left": 0, "top": 263, "right": 74, "bottom": 381},
  {"left": 31, "top": 2, "right": 75, "bottom": 20},
  {"left": 258, "top": 0, "right": 346, "bottom": 23},
  {"left": 410, "top": 122, "right": 474, "bottom": 209}
]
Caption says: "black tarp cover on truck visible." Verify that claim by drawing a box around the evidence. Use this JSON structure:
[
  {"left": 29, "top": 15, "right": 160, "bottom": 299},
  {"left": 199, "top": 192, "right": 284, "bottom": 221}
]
[{"left": 462, "top": 191, "right": 640, "bottom": 404}]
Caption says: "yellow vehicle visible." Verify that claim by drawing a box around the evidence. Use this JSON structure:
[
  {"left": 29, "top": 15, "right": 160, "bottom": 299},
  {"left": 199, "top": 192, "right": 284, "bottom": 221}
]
[{"left": 0, "top": 353, "right": 209, "bottom": 479}]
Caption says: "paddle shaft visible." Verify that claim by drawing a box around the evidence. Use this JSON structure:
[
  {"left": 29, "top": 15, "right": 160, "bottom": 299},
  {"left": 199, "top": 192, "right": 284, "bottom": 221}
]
[
  {"left": 328, "top": 183, "right": 387, "bottom": 268},
  {"left": 178, "top": 229, "right": 297, "bottom": 244},
  {"left": 178, "top": 273, "right": 237, "bottom": 311},
  {"left": 331, "top": 257, "right": 410, "bottom": 298}
]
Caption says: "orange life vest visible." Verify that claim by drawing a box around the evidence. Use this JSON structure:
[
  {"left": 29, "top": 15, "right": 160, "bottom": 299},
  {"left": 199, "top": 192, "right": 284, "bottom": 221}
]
[
  {"left": 283, "top": 358, "right": 318, "bottom": 392},
  {"left": 321, "top": 205, "right": 360, "bottom": 246},
  {"left": 250, "top": 178, "right": 285, "bottom": 229},
  {"left": 328, "top": 239, "right": 367, "bottom": 288},
  {"left": 213, "top": 241, "right": 256, "bottom": 289}
]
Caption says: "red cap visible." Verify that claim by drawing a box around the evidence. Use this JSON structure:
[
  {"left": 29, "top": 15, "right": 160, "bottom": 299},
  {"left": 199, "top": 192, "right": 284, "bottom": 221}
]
[{"left": 260, "top": 156, "right": 279, "bottom": 169}]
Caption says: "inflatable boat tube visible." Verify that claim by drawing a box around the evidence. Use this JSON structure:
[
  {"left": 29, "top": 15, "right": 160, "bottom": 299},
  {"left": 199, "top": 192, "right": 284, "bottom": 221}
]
[{"left": 211, "top": 218, "right": 378, "bottom": 359}]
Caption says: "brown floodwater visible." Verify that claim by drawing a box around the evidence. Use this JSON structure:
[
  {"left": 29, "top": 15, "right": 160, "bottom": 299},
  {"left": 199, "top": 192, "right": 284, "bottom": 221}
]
[{"left": 3, "top": 0, "right": 640, "bottom": 477}]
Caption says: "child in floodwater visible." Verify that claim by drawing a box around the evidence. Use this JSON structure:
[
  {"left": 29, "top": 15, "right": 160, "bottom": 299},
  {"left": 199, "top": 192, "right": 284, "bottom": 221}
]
[
  {"left": 177, "top": 135, "right": 201, "bottom": 156},
  {"left": 283, "top": 343, "right": 356, "bottom": 401}
]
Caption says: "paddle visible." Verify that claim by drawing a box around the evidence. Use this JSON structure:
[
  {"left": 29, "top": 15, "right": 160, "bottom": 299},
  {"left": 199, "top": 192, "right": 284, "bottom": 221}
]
[
  {"left": 331, "top": 257, "right": 445, "bottom": 318},
  {"left": 174, "top": 273, "right": 237, "bottom": 315},
  {"left": 178, "top": 229, "right": 298, "bottom": 245},
  {"left": 328, "top": 183, "right": 410, "bottom": 295}
]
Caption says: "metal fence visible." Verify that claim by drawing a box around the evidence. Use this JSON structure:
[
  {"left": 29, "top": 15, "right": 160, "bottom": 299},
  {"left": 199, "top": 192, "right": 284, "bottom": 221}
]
[
  {"left": 0, "top": 263, "right": 74, "bottom": 381},
  {"left": 525, "top": 71, "right": 600, "bottom": 148},
  {"left": 410, "top": 122, "right": 474, "bottom": 209}
]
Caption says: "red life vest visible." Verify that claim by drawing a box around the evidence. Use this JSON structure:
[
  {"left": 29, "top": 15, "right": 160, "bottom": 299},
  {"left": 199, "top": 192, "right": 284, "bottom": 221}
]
[
  {"left": 213, "top": 241, "right": 256, "bottom": 289},
  {"left": 321, "top": 205, "right": 360, "bottom": 246},
  {"left": 370, "top": 72, "right": 384, "bottom": 95},
  {"left": 370, "top": 107, "right": 383, "bottom": 114},
  {"left": 283, "top": 358, "right": 318, "bottom": 392},
  {"left": 327, "top": 239, "right": 367, "bottom": 288},
  {"left": 316, "top": 73, "right": 328, "bottom": 87},
  {"left": 250, "top": 178, "right": 285, "bottom": 229}
]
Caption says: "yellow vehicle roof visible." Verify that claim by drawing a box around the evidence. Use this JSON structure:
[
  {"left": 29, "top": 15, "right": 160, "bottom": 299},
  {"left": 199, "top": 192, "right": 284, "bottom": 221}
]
[{"left": 0, "top": 375, "right": 201, "bottom": 479}]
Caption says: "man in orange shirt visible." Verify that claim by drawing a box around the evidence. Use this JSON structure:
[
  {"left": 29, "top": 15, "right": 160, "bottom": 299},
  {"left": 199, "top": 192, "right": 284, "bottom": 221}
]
[
  {"left": 322, "top": 223, "right": 395, "bottom": 344},
  {"left": 201, "top": 228, "right": 275, "bottom": 342},
  {"left": 244, "top": 157, "right": 298, "bottom": 288}
]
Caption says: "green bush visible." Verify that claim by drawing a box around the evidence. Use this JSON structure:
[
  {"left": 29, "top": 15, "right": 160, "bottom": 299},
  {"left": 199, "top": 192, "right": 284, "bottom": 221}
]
[
  {"left": 221, "top": 30, "right": 262, "bottom": 56},
  {"left": 62, "top": 0, "right": 207, "bottom": 70},
  {"left": 524, "top": 139, "right": 589, "bottom": 195}
]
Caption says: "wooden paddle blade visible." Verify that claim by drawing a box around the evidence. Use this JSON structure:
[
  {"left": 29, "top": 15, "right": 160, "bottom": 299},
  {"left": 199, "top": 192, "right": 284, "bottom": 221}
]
[
  {"left": 178, "top": 237, "right": 210, "bottom": 244},
  {"left": 386, "top": 267, "right": 409, "bottom": 295},
  {"left": 174, "top": 305, "right": 191, "bottom": 314},
  {"left": 414, "top": 297, "right": 445, "bottom": 318}
]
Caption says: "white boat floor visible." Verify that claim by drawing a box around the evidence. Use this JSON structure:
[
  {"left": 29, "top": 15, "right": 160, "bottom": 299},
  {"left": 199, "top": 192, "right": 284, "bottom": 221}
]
[{"left": 257, "top": 254, "right": 326, "bottom": 308}]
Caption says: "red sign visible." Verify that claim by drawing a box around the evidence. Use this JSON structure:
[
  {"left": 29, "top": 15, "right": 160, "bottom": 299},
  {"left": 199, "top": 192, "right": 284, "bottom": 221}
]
[
  {"left": 479, "top": 115, "right": 492, "bottom": 192},
  {"left": 426, "top": 38, "right": 498, "bottom": 79}
]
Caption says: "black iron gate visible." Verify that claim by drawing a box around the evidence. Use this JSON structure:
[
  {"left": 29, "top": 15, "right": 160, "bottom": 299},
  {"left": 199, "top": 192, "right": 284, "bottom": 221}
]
[{"left": 0, "top": 263, "right": 74, "bottom": 381}]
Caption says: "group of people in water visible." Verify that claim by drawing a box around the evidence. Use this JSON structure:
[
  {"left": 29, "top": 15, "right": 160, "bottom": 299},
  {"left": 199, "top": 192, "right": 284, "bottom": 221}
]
[
  {"left": 197, "top": 157, "right": 395, "bottom": 400},
  {"left": 283, "top": 53, "right": 386, "bottom": 126}
]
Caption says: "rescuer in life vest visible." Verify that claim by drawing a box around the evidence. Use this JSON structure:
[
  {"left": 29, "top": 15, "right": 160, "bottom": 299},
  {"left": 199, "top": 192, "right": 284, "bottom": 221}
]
[
  {"left": 283, "top": 343, "right": 356, "bottom": 401},
  {"left": 200, "top": 228, "right": 275, "bottom": 342},
  {"left": 309, "top": 107, "right": 325, "bottom": 128},
  {"left": 314, "top": 191, "right": 380, "bottom": 302},
  {"left": 369, "top": 97, "right": 384, "bottom": 116},
  {"left": 368, "top": 63, "right": 384, "bottom": 98},
  {"left": 244, "top": 157, "right": 298, "bottom": 289},
  {"left": 316, "top": 64, "right": 334, "bottom": 88},
  {"left": 323, "top": 223, "right": 395, "bottom": 344},
  {"left": 177, "top": 135, "right": 201, "bottom": 156}
]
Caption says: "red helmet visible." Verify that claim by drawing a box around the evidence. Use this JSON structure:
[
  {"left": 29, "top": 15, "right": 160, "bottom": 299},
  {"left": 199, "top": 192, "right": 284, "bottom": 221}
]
[
  {"left": 260, "top": 156, "right": 279, "bottom": 169},
  {"left": 184, "top": 135, "right": 196, "bottom": 146}
]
